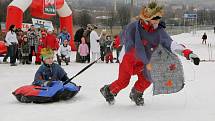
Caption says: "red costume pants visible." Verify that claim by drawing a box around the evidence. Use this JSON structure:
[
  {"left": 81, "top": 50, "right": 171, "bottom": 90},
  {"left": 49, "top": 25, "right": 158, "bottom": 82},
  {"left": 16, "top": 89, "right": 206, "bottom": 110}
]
[{"left": 109, "top": 53, "right": 151, "bottom": 94}]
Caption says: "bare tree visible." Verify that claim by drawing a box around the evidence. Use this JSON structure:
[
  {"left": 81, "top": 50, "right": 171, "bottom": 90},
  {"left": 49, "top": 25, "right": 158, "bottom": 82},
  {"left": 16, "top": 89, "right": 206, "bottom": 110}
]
[
  {"left": 0, "top": 1, "right": 11, "bottom": 23},
  {"left": 105, "top": 10, "right": 117, "bottom": 34},
  {"left": 74, "top": 10, "right": 92, "bottom": 27},
  {"left": 117, "top": 5, "right": 130, "bottom": 29}
]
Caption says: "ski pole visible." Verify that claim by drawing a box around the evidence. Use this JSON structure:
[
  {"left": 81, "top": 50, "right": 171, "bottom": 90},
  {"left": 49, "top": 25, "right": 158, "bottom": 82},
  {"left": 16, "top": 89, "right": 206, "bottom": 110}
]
[
  {"left": 209, "top": 43, "right": 212, "bottom": 61},
  {"left": 208, "top": 43, "right": 211, "bottom": 60},
  {"left": 63, "top": 57, "right": 101, "bottom": 85},
  {"left": 210, "top": 43, "right": 213, "bottom": 60}
]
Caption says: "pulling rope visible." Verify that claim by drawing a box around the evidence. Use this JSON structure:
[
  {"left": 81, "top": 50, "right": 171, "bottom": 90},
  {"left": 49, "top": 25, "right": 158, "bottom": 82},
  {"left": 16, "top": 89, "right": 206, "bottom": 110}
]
[{"left": 63, "top": 57, "right": 101, "bottom": 85}]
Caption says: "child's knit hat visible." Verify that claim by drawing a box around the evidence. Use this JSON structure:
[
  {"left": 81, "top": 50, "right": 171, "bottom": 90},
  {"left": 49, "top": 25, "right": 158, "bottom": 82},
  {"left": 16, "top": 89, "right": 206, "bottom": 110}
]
[{"left": 40, "top": 48, "right": 54, "bottom": 60}]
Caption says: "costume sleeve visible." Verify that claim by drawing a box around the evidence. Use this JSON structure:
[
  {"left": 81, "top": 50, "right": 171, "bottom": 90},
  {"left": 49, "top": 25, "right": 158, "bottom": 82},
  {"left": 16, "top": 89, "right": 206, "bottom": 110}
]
[
  {"left": 5, "top": 32, "right": 11, "bottom": 45},
  {"left": 92, "top": 31, "right": 100, "bottom": 40},
  {"left": 159, "top": 29, "right": 173, "bottom": 52},
  {"left": 159, "top": 29, "right": 193, "bottom": 59}
]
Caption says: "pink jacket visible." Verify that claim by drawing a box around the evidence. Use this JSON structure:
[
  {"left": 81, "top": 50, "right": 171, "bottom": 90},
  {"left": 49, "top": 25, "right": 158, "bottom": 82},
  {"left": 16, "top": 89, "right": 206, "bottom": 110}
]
[{"left": 78, "top": 44, "right": 89, "bottom": 56}]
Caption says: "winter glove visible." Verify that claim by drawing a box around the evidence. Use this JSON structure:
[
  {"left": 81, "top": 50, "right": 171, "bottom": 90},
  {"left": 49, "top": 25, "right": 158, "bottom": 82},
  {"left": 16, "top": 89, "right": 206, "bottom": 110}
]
[
  {"left": 189, "top": 53, "right": 200, "bottom": 65},
  {"left": 32, "top": 80, "right": 44, "bottom": 86},
  {"left": 182, "top": 49, "right": 200, "bottom": 65},
  {"left": 42, "top": 80, "right": 53, "bottom": 87}
]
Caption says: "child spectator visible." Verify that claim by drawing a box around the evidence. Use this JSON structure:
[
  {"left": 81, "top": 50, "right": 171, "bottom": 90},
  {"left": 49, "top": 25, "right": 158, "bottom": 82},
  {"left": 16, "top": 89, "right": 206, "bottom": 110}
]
[
  {"left": 20, "top": 35, "right": 30, "bottom": 64},
  {"left": 33, "top": 48, "right": 71, "bottom": 86},
  {"left": 113, "top": 35, "right": 122, "bottom": 63},
  {"left": 35, "top": 32, "right": 46, "bottom": 65},
  {"left": 40, "top": 32, "right": 47, "bottom": 46},
  {"left": 35, "top": 39, "right": 45, "bottom": 65},
  {"left": 104, "top": 35, "right": 113, "bottom": 63},
  {"left": 57, "top": 39, "right": 71, "bottom": 65},
  {"left": 78, "top": 37, "right": 89, "bottom": 63}
]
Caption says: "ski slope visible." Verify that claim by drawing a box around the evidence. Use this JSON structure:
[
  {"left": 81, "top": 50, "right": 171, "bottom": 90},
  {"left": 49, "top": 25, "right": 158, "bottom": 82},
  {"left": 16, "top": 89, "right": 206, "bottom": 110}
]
[{"left": 0, "top": 30, "right": 215, "bottom": 121}]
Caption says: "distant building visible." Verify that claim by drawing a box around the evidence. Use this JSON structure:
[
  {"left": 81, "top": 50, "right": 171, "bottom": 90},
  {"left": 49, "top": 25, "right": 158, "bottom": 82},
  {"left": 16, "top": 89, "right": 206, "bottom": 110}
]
[{"left": 170, "top": 4, "right": 184, "bottom": 10}]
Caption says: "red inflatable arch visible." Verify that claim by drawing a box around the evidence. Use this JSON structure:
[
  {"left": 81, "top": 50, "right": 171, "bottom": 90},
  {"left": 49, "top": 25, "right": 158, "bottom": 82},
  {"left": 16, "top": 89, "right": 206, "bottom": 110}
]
[{"left": 6, "top": 0, "right": 75, "bottom": 50}]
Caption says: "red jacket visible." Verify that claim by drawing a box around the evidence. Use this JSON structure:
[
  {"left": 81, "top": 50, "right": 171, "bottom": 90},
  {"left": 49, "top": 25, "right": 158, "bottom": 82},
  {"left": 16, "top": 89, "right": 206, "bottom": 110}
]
[
  {"left": 35, "top": 45, "right": 43, "bottom": 62},
  {"left": 113, "top": 35, "right": 121, "bottom": 49},
  {"left": 44, "top": 33, "right": 59, "bottom": 50}
]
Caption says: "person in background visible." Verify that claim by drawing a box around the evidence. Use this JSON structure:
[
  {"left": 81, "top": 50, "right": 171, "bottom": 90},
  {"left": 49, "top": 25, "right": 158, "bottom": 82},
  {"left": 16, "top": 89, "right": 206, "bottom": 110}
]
[
  {"left": 213, "top": 27, "right": 215, "bottom": 33},
  {"left": 74, "top": 26, "right": 85, "bottom": 62},
  {"left": 44, "top": 29, "right": 59, "bottom": 51},
  {"left": 16, "top": 28, "right": 24, "bottom": 61},
  {"left": 113, "top": 35, "right": 122, "bottom": 63},
  {"left": 57, "top": 39, "right": 71, "bottom": 65},
  {"left": 202, "top": 32, "right": 207, "bottom": 44},
  {"left": 27, "top": 25, "right": 39, "bottom": 64},
  {"left": 104, "top": 35, "right": 114, "bottom": 63},
  {"left": 90, "top": 25, "right": 101, "bottom": 62},
  {"left": 39, "top": 32, "right": 47, "bottom": 46},
  {"left": 35, "top": 37, "right": 45, "bottom": 65},
  {"left": 58, "top": 27, "right": 71, "bottom": 45},
  {"left": 99, "top": 29, "right": 107, "bottom": 62},
  {"left": 5, "top": 25, "right": 19, "bottom": 66},
  {"left": 83, "top": 24, "right": 92, "bottom": 63},
  {"left": 78, "top": 37, "right": 89, "bottom": 63},
  {"left": 20, "top": 35, "right": 30, "bottom": 64}
]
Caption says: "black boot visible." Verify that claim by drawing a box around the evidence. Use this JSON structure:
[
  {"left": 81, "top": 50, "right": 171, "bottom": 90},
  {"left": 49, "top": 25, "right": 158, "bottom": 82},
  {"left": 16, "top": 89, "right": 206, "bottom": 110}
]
[
  {"left": 58, "top": 61, "right": 61, "bottom": 66},
  {"left": 65, "top": 60, "right": 69, "bottom": 65},
  {"left": 129, "top": 88, "right": 144, "bottom": 106},
  {"left": 22, "top": 61, "right": 25, "bottom": 65},
  {"left": 35, "top": 62, "right": 41, "bottom": 65},
  {"left": 100, "top": 85, "right": 115, "bottom": 105},
  {"left": 10, "top": 63, "right": 17, "bottom": 66}
]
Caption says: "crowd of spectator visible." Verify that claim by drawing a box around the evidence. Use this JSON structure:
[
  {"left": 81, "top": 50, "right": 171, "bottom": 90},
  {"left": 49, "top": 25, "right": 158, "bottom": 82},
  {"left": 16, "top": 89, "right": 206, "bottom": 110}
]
[{"left": 0, "top": 24, "right": 122, "bottom": 66}]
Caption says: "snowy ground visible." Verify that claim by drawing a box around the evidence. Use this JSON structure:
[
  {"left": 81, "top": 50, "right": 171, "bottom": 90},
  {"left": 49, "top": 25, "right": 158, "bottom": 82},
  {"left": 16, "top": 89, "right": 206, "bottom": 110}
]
[{"left": 1, "top": 30, "right": 215, "bottom": 121}]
